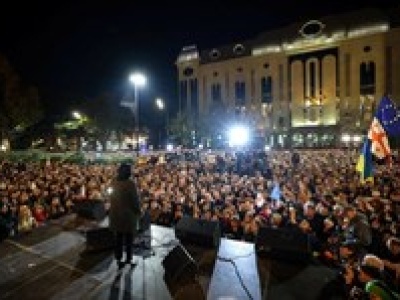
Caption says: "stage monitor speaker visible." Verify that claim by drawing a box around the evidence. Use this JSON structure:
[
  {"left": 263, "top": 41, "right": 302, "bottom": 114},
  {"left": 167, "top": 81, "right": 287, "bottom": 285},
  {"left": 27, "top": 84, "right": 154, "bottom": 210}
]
[
  {"left": 85, "top": 227, "right": 114, "bottom": 251},
  {"left": 74, "top": 200, "right": 106, "bottom": 221},
  {"left": 162, "top": 244, "right": 199, "bottom": 296},
  {"left": 265, "top": 262, "right": 343, "bottom": 300},
  {"left": 175, "top": 216, "right": 221, "bottom": 248},
  {"left": 256, "top": 227, "right": 311, "bottom": 262}
]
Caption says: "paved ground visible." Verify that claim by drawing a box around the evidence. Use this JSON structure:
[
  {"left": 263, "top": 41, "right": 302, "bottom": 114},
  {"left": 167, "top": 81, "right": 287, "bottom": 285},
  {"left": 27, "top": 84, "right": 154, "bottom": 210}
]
[
  {"left": 0, "top": 215, "right": 180, "bottom": 300},
  {"left": 0, "top": 215, "right": 343, "bottom": 300}
]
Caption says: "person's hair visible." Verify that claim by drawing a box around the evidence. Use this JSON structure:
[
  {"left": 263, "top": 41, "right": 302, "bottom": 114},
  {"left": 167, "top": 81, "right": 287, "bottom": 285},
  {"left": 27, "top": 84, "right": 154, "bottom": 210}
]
[
  {"left": 343, "top": 205, "right": 356, "bottom": 213},
  {"left": 117, "top": 163, "right": 132, "bottom": 181}
]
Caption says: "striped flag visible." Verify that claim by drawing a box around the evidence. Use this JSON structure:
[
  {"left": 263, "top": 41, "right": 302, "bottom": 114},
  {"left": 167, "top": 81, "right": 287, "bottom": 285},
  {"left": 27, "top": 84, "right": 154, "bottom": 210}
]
[{"left": 368, "top": 117, "right": 391, "bottom": 160}]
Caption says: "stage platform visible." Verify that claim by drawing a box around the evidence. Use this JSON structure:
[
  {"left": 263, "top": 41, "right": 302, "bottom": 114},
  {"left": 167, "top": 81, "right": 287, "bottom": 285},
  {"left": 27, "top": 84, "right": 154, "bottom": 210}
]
[
  {"left": 0, "top": 216, "right": 181, "bottom": 300},
  {"left": 0, "top": 215, "right": 344, "bottom": 300}
]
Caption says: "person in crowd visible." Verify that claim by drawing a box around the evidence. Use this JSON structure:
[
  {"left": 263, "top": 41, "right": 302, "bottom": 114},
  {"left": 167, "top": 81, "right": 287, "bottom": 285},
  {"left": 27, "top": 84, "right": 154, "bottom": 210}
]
[
  {"left": 357, "top": 254, "right": 399, "bottom": 300},
  {"left": 383, "top": 237, "right": 400, "bottom": 289},
  {"left": 108, "top": 163, "right": 141, "bottom": 270},
  {"left": 32, "top": 203, "right": 48, "bottom": 225},
  {"left": 343, "top": 205, "right": 372, "bottom": 249},
  {"left": 291, "top": 151, "right": 300, "bottom": 168},
  {"left": 18, "top": 204, "right": 36, "bottom": 233},
  {"left": 0, "top": 202, "right": 12, "bottom": 241}
]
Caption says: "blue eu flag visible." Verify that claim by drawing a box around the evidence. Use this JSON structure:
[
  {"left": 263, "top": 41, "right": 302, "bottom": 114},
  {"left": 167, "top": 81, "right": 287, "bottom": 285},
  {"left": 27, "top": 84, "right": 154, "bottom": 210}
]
[{"left": 375, "top": 96, "right": 400, "bottom": 137}]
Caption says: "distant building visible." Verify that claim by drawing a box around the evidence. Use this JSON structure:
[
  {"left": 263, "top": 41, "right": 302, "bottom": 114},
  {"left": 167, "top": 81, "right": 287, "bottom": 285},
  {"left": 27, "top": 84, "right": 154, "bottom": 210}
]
[{"left": 176, "top": 7, "right": 400, "bottom": 148}]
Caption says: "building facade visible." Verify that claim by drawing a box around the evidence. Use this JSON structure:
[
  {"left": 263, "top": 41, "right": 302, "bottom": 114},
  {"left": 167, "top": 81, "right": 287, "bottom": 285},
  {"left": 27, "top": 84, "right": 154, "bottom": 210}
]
[{"left": 176, "top": 8, "right": 400, "bottom": 148}]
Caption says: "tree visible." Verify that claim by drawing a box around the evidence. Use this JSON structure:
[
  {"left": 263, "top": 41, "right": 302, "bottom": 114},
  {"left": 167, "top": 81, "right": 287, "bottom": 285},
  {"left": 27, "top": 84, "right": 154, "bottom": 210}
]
[
  {"left": 168, "top": 111, "right": 195, "bottom": 147},
  {"left": 6, "top": 86, "right": 43, "bottom": 130},
  {"left": 196, "top": 103, "right": 234, "bottom": 148},
  {"left": 1, "top": 85, "right": 43, "bottom": 148},
  {"left": 82, "top": 92, "right": 133, "bottom": 151}
]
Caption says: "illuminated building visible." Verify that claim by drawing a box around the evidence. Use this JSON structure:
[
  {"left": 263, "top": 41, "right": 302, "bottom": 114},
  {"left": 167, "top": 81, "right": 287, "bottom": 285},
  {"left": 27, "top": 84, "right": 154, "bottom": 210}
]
[{"left": 176, "top": 8, "right": 400, "bottom": 147}]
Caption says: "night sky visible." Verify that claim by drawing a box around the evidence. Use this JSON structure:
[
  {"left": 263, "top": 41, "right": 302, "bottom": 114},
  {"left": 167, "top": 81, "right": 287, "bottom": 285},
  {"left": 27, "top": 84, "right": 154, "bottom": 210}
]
[{"left": 0, "top": 0, "right": 397, "bottom": 123}]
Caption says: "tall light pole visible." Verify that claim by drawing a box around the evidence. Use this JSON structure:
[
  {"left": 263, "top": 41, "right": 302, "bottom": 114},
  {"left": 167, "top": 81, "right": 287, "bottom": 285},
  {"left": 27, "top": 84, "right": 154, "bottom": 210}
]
[
  {"left": 155, "top": 98, "right": 166, "bottom": 149},
  {"left": 128, "top": 72, "right": 146, "bottom": 155},
  {"left": 156, "top": 97, "right": 164, "bottom": 110},
  {"left": 72, "top": 111, "right": 82, "bottom": 120},
  {"left": 71, "top": 110, "right": 86, "bottom": 151}
]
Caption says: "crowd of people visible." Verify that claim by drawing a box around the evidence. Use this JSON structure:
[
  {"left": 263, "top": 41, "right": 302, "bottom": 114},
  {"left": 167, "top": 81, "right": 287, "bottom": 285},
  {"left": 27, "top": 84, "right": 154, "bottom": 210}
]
[
  {"left": 1, "top": 149, "right": 399, "bottom": 299},
  {"left": 0, "top": 161, "right": 115, "bottom": 238}
]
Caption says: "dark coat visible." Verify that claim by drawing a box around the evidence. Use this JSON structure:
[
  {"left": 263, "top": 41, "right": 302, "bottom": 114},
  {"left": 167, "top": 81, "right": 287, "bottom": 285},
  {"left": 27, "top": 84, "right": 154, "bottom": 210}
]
[
  {"left": 109, "top": 179, "right": 141, "bottom": 234},
  {"left": 347, "top": 213, "right": 372, "bottom": 247}
]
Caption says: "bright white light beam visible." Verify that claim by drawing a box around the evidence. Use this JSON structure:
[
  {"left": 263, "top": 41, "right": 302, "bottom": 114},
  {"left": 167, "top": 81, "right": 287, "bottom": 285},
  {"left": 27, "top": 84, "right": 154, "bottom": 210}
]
[{"left": 228, "top": 125, "right": 249, "bottom": 147}]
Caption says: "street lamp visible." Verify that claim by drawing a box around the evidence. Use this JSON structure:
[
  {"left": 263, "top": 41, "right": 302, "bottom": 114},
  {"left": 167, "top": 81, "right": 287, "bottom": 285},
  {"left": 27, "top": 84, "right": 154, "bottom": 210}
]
[
  {"left": 128, "top": 72, "right": 146, "bottom": 155},
  {"left": 156, "top": 98, "right": 165, "bottom": 110},
  {"left": 155, "top": 98, "right": 166, "bottom": 149},
  {"left": 70, "top": 111, "right": 87, "bottom": 151},
  {"left": 72, "top": 111, "right": 82, "bottom": 120}
]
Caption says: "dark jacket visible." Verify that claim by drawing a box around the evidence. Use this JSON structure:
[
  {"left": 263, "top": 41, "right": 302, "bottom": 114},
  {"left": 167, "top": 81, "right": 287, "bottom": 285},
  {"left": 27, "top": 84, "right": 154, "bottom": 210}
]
[
  {"left": 347, "top": 213, "right": 372, "bottom": 247},
  {"left": 109, "top": 179, "right": 141, "bottom": 234}
]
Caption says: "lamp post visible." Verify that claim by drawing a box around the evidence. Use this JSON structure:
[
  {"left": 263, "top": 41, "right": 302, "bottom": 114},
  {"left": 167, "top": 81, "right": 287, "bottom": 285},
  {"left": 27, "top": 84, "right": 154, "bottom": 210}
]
[
  {"left": 156, "top": 97, "right": 164, "bottom": 110},
  {"left": 155, "top": 98, "right": 166, "bottom": 149},
  {"left": 71, "top": 111, "right": 87, "bottom": 151},
  {"left": 128, "top": 72, "right": 146, "bottom": 155},
  {"left": 72, "top": 111, "right": 82, "bottom": 120}
]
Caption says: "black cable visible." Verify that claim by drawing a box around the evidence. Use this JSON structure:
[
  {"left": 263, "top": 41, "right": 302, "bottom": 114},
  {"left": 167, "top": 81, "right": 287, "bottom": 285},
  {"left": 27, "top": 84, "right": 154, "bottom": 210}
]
[
  {"left": 217, "top": 256, "right": 254, "bottom": 300},
  {"left": 217, "top": 251, "right": 255, "bottom": 261}
]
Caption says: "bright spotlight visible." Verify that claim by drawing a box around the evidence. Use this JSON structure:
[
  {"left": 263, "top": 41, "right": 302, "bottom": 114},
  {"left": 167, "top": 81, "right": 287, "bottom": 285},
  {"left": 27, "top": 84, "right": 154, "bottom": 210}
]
[
  {"left": 166, "top": 144, "right": 174, "bottom": 151},
  {"left": 129, "top": 72, "right": 146, "bottom": 87},
  {"left": 156, "top": 98, "right": 164, "bottom": 110},
  {"left": 72, "top": 111, "right": 82, "bottom": 120},
  {"left": 264, "top": 145, "right": 271, "bottom": 151},
  {"left": 228, "top": 125, "right": 249, "bottom": 147},
  {"left": 341, "top": 134, "right": 351, "bottom": 143},
  {"left": 106, "top": 187, "right": 113, "bottom": 195}
]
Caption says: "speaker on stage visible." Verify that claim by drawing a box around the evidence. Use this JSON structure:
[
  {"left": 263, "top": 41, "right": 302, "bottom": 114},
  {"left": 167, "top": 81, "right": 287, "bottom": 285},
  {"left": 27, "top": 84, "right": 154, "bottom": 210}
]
[
  {"left": 74, "top": 200, "right": 106, "bottom": 221},
  {"left": 162, "top": 244, "right": 203, "bottom": 298},
  {"left": 265, "top": 262, "right": 343, "bottom": 300},
  {"left": 256, "top": 227, "right": 311, "bottom": 262},
  {"left": 85, "top": 227, "right": 114, "bottom": 251},
  {"left": 175, "top": 216, "right": 221, "bottom": 248}
]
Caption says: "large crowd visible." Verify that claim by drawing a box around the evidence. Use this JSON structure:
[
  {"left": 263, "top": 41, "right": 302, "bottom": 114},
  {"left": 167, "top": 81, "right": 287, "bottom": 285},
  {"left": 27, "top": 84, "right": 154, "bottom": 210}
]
[{"left": 1, "top": 149, "right": 399, "bottom": 299}]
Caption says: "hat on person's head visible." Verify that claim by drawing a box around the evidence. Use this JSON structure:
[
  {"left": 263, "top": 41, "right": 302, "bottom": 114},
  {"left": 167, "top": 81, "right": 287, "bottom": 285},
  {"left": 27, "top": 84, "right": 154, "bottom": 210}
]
[
  {"left": 341, "top": 239, "right": 359, "bottom": 252},
  {"left": 362, "top": 254, "right": 384, "bottom": 271},
  {"left": 359, "top": 254, "right": 384, "bottom": 279},
  {"left": 117, "top": 163, "right": 132, "bottom": 180}
]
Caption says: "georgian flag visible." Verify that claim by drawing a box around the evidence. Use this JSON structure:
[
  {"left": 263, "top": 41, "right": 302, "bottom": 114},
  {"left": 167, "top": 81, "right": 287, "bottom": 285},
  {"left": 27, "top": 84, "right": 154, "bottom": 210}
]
[{"left": 367, "top": 117, "right": 391, "bottom": 159}]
